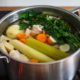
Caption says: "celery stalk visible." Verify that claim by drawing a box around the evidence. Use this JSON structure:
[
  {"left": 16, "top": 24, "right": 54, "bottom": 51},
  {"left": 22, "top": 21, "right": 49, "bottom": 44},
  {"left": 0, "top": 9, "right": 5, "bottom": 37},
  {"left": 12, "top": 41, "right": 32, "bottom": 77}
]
[
  {"left": 27, "top": 38, "right": 69, "bottom": 60},
  {"left": 10, "top": 40, "right": 54, "bottom": 62}
]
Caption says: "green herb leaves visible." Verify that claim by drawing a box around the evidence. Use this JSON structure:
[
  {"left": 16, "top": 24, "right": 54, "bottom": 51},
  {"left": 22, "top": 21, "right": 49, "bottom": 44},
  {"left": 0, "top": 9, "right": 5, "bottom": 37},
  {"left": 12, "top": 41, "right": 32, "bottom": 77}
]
[
  {"left": 19, "top": 11, "right": 37, "bottom": 20},
  {"left": 19, "top": 11, "right": 80, "bottom": 50}
]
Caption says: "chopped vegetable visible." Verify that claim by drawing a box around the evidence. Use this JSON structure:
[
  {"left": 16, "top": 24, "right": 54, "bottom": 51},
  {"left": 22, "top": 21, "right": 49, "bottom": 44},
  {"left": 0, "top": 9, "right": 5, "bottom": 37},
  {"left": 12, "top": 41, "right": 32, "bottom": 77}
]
[
  {"left": 25, "top": 28, "right": 31, "bottom": 37},
  {"left": 47, "top": 36, "right": 56, "bottom": 45},
  {"left": 42, "top": 30, "right": 46, "bottom": 34},
  {"left": 0, "top": 35, "right": 11, "bottom": 42},
  {"left": 49, "top": 36, "right": 56, "bottom": 43},
  {"left": 0, "top": 43, "right": 8, "bottom": 53},
  {"left": 32, "top": 25, "right": 43, "bottom": 34},
  {"left": 3, "top": 41, "right": 14, "bottom": 52},
  {"left": 36, "top": 30, "right": 47, "bottom": 42},
  {"left": 10, "top": 40, "right": 54, "bottom": 62},
  {"left": 46, "top": 34, "right": 50, "bottom": 38},
  {"left": 17, "top": 32, "right": 26, "bottom": 39},
  {"left": 6, "top": 25, "right": 23, "bottom": 39},
  {"left": 36, "top": 33, "right": 47, "bottom": 43},
  {"left": 0, "top": 35, "right": 14, "bottom": 52},
  {"left": 30, "top": 59, "right": 39, "bottom": 63},
  {"left": 47, "top": 37, "right": 53, "bottom": 45},
  {"left": 31, "top": 31, "right": 37, "bottom": 37},
  {"left": 17, "top": 32, "right": 27, "bottom": 43},
  {"left": 27, "top": 38, "right": 69, "bottom": 60},
  {"left": 19, "top": 38, "right": 27, "bottom": 43},
  {"left": 59, "top": 44, "right": 70, "bottom": 52},
  {"left": 9, "top": 50, "right": 29, "bottom": 62}
]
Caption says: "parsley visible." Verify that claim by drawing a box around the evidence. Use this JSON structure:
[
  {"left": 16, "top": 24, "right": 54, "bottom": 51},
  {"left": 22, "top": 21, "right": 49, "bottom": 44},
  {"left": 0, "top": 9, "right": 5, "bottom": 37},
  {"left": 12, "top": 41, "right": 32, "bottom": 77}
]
[{"left": 19, "top": 11, "right": 80, "bottom": 50}]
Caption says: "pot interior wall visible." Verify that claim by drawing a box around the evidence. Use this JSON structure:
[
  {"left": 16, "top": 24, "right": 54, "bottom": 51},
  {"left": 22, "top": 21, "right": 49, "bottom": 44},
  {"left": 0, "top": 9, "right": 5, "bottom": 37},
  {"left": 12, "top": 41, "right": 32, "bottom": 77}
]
[{"left": 0, "top": 7, "right": 80, "bottom": 36}]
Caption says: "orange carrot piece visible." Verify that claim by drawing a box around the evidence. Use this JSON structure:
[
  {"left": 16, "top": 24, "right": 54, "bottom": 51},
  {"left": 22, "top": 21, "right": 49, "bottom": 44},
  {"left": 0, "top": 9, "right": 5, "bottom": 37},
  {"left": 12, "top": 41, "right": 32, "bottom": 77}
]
[
  {"left": 17, "top": 32, "right": 26, "bottom": 39},
  {"left": 42, "top": 30, "right": 46, "bottom": 34},
  {"left": 47, "top": 37, "right": 53, "bottom": 45},
  {"left": 19, "top": 38, "right": 26, "bottom": 43},
  {"left": 36, "top": 34, "right": 47, "bottom": 42},
  {"left": 30, "top": 59, "right": 39, "bottom": 63},
  {"left": 31, "top": 32, "right": 37, "bottom": 37},
  {"left": 46, "top": 34, "right": 50, "bottom": 38}
]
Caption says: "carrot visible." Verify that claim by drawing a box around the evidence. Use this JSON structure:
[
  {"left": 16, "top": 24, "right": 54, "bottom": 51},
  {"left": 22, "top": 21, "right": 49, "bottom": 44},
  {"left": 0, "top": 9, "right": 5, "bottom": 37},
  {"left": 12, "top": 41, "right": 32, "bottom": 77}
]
[
  {"left": 30, "top": 59, "right": 39, "bottom": 63},
  {"left": 19, "top": 38, "right": 27, "bottom": 43},
  {"left": 46, "top": 34, "right": 50, "bottom": 38},
  {"left": 36, "top": 34, "right": 47, "bottom": 42},
  {"left": 17, "top": 32, "right": 27, "bottom": 43},
  {"left": 31, "top": 32, "right": 37, "bottom": 37},
  {"left": 42, "top": 30, "right": 46, "bottom": 34},
  {"left": 47, "top": 37, "right": 53, "bottom": 45},
  {"left": 17, "top": 32, "right": 26, "bottom": 39}
]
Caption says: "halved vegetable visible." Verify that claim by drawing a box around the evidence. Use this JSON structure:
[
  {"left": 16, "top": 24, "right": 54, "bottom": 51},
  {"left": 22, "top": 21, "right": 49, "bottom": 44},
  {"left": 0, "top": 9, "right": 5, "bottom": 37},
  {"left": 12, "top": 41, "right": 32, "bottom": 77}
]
[
  {"left": 59, "top": 44, "right": 70, "bottom": 52},
  {"left": 6, "top": 25, "right": 24, "bottom": 39},
  {"left": 10, "top": 40, "right": 54, "bottom": 62},
  {"left": 27, "top": 38, "right": 69, "bottom": 60}
]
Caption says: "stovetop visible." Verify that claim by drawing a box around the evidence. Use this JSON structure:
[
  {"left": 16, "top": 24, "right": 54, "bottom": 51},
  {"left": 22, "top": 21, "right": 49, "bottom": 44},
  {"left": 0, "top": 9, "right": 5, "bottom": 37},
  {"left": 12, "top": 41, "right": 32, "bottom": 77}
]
[{"left": 0, "top": 10, "right": 80, "bottom": 80}]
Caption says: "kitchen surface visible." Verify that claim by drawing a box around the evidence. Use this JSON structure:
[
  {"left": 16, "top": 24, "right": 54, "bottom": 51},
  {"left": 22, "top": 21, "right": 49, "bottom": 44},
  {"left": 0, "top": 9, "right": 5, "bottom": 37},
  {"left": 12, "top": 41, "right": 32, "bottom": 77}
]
[{"left": 0, "top": 0, "right": 80, "bottom": 80}]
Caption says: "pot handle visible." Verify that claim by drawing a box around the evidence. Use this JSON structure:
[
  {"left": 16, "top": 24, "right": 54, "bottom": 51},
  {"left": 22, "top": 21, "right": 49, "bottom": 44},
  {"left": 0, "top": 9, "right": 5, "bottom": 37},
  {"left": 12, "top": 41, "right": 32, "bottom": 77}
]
[
  {"left": 70, "top": 7, "right": 80, "bottom": 16},
  {"left": 70, "top": 7, "right": 80, "bottom": 51},
  {"left": 70, "top": 7, "right": 80, "bottom": 63},
  {"left": 0, "top": 54, "right": 9, "bottom": 63}
]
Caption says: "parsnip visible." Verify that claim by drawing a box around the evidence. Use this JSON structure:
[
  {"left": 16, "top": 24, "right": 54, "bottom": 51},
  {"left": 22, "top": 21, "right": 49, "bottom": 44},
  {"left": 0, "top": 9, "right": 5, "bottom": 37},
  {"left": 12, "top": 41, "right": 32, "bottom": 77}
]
[
  {"left": 4, "top": 42, "right": 14, "bottom": 52},
  {"left": 0, "top": 35, "right": 11, "bottom": 42},
  {"left": 0, "top": 43, "right": 8, "bottom": 53},
  {"left": 9, "top": 50, "right": 29, "bottom": 62},
  {"left": 0, "top": 35, "right": 14, "bottom": 52}
]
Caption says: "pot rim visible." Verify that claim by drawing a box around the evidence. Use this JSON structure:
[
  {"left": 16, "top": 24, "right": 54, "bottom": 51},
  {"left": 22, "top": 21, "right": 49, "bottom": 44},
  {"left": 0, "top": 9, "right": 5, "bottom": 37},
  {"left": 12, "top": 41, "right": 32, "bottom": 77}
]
[{"left": 0, "top": 5, "right": 80, "bottom": 65}]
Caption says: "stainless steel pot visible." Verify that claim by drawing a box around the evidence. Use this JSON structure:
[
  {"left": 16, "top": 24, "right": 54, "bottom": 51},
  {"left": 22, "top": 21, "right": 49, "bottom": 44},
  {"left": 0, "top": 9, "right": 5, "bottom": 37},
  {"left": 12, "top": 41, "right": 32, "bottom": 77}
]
[{"left": 0, "top": 5, "right": 80, "bottom": 80}]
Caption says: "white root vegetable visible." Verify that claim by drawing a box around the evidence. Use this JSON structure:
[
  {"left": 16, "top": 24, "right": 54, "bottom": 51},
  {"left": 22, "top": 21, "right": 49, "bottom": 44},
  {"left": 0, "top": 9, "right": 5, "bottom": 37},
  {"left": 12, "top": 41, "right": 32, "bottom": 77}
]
[
  {"left": 3, "top": 42, "right": 14, "bottom": 52},
  {"left": 25, "top": 28, "right": 31, "bottom": 37},
  {"left": 0, "top": 35, "right": 14, "bottom": 53},
  {"left": 0, "top": 35, "right": 11, "bottom": 43},
  {"left": 49, "top": 36, "right": 56, "bottom": 43},
  {"left": 32, "top": 25, "right": 43, "bottom": 34},
  {"left": 20, "top": 54, "right": 29, "bottom": 62},
  {"left": 0, "top": 43, "right": 8, "bottom": 53},
  {"left": 6, "top": 25, "right": 24, "bottom": 39},
  {"left": 9, "top": 50, "right": 29, "bottom": 62},
  {"left": 59, "top": 44, "right": 70, "bottom": 52}
]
